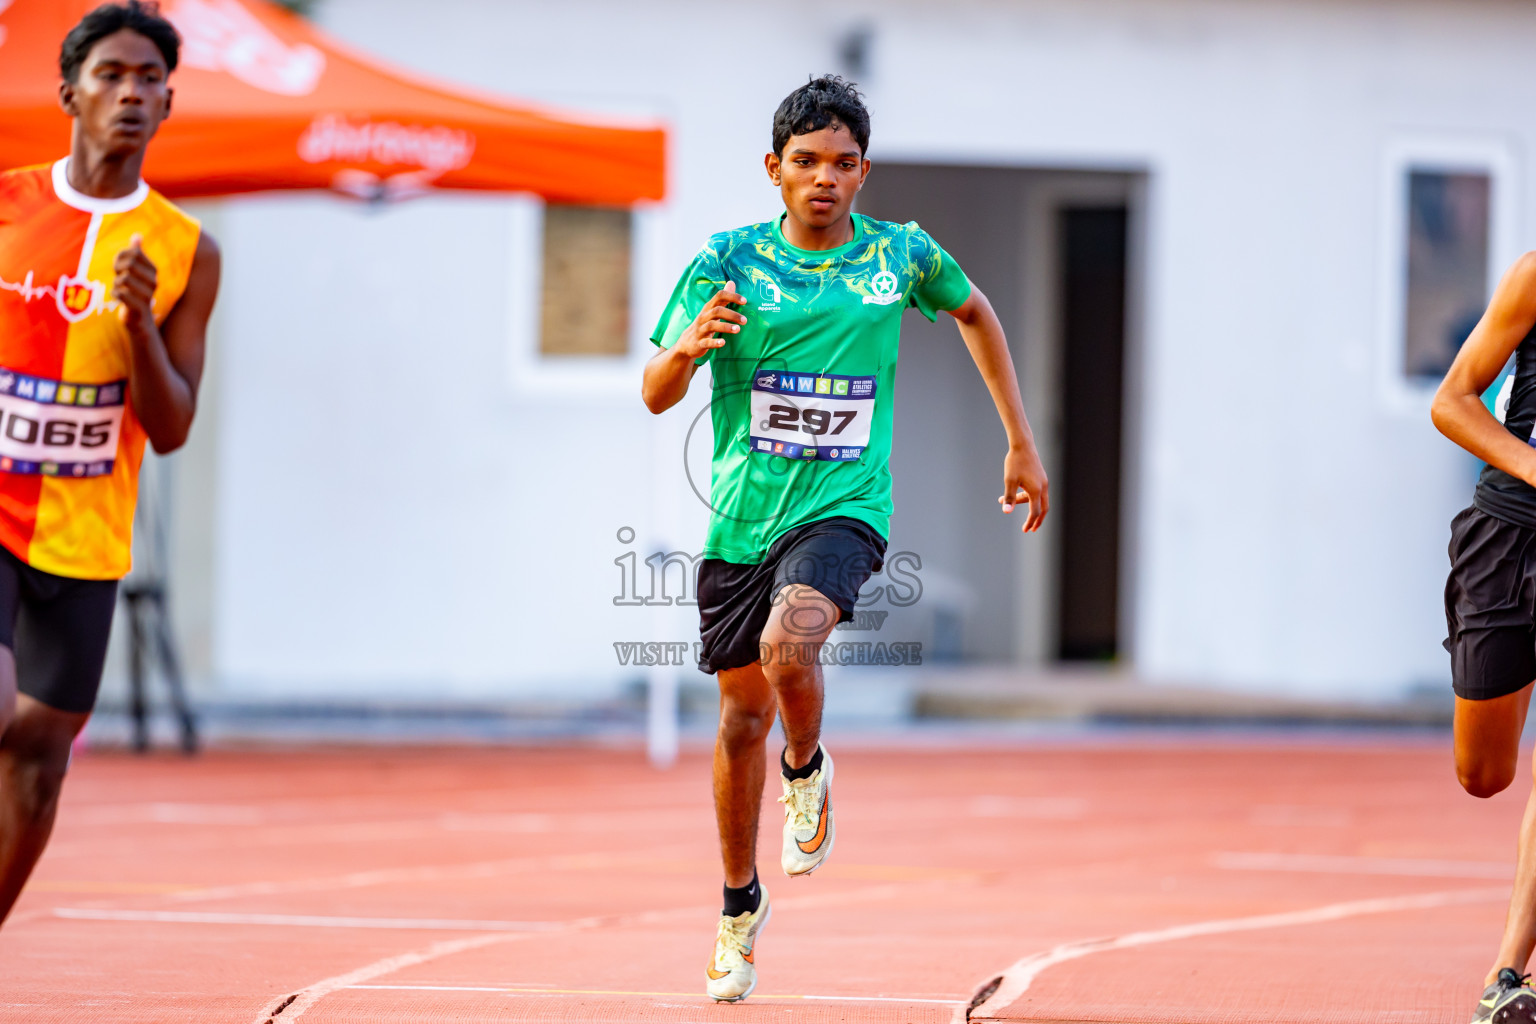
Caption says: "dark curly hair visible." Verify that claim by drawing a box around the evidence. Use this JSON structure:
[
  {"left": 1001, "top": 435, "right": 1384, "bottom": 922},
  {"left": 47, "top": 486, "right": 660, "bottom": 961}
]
[
  {"left": 60, "top": 2, "right": 181, "bottom": 84},
  {"left": 772, "top": 75, "right": 870, "bottom": 156}
]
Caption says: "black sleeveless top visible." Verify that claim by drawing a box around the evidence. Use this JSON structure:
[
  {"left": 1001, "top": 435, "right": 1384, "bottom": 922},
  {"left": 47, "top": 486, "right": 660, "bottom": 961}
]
[{"left": 1475, "top": 323, "right": 1536, "bottom": 528}]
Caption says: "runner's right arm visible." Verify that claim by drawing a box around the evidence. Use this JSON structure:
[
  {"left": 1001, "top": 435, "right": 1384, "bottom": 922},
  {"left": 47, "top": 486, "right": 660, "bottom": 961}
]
[
  {"left": 642, "top": 282, "right": 747, "bottom": 414},
  {"left": 1433, "top": 253, "right": 1536, "bottom": 486}
]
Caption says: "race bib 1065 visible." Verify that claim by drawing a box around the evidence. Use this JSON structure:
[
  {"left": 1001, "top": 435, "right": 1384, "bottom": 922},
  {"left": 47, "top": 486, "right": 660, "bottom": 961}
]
[
  {"left": 749, "top": 369, "right": 875, "bottom": 462},
  {"left": 0, "top": 369, "right": 126, "bottom": 478}
]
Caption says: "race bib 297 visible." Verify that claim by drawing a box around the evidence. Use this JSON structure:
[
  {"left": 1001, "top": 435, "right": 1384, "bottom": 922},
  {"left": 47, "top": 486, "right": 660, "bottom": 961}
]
[
  {"left": 749, "top": 369, "right": 875, "bottom": 462},
  {"left": 0, "top": 369, "right": 126, "bottom": 478}
]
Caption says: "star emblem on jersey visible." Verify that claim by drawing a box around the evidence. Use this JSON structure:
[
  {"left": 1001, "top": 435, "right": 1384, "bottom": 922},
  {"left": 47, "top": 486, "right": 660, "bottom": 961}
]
[{"left": 862, "top": 270, "right": 901, "bottom": 305}]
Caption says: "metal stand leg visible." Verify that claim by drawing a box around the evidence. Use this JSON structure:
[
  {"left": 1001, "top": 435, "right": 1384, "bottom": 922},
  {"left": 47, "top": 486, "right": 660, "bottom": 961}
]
[
  {"left": 120, "top": 582, "right": 199, "bottom": 755},
  {"left": 152, "top": 595, "right": 198, "bottom": 755},
  {"left": 125, "top": 589, "right": 149, "bottom": 753}
]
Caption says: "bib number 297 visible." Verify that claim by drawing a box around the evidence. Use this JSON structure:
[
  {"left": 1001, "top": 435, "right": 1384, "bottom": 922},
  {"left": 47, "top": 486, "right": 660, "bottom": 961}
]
[
  {"left": 766, "top": 405, "right": 857, "bottom": 437},
  {"left": 748, "top": 370, "right": 875, "bottom": 462}
]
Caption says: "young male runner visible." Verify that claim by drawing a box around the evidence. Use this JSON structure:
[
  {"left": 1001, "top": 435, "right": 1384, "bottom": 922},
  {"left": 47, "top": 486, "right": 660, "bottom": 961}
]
[
  {"left": 0, "top": 1, "right": 218, "bottom": 925},
  {"left": 642, "top": 75, "right": 1048, "bottom": 1002},
  {"left": 1434, "top": 253, "right": 1536, "bottom": 1023}
]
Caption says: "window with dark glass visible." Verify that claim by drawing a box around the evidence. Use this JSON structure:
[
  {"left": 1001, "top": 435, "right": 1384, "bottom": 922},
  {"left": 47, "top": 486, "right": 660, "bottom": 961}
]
[{"left": 1403, "top": 170, "right": 1490, "bottom": 380}]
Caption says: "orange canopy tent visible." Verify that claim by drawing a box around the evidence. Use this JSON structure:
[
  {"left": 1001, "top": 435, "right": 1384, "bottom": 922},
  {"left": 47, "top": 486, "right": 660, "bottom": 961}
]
[{"left": 0, "top": 0, "right": 666, "bottom": 204}]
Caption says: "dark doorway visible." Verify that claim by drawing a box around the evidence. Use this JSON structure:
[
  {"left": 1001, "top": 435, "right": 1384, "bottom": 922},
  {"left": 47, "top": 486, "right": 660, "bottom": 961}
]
[{"left": 1056, "top": 207, "right": 1128, "bottom": 661}]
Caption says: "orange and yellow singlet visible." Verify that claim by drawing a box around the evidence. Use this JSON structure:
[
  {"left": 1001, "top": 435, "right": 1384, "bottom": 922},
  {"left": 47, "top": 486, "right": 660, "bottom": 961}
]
[{"left": 0, "top": 160, "right": 200, "bottom": 580}]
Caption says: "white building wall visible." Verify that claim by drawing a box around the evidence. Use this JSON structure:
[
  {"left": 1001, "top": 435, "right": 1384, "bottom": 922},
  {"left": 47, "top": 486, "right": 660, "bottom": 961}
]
[{"left": 199, "top": 0, "right": 1536, "bottom": 701}]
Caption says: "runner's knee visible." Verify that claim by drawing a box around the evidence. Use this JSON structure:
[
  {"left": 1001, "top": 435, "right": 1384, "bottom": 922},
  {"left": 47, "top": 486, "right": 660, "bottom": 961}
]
[
  {"left": 1457, "top": 755, "right": 1517, "bottom": 798},
  {"left": 761, "top": 648, "right": 819, "bottom": 691},
  {"left": 0, "top": 739, "right": 70, "bottom": 824},
  {"left": 1, "top": 705, "right": 80, "bottom": 807},
  {"left": 718, "top": 697, "right": 775, "bottom": 748}
]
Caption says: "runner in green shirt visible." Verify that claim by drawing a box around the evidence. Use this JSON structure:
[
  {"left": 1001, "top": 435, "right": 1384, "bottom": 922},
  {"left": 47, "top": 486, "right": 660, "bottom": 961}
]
[{"left": 642, "top": 75, "right": 1049, "bottom": 1002}]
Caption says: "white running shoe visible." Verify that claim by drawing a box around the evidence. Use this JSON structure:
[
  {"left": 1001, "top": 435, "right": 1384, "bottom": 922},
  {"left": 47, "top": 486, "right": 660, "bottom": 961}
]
[
  {"left": 779, "top": 744, "right": 834, "bottom": 876},
  {"left": 705, "top": 884, "right": 771, "bottom": 1002}
]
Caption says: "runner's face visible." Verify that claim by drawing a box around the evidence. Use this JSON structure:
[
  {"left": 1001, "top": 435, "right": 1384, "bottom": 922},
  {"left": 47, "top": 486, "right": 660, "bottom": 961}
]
[
  {"left": 62, "top": 30, "right": 172, "bottom": 157},
  {"left": 768, "top": 123, "right": 870, "bottom": 233}
]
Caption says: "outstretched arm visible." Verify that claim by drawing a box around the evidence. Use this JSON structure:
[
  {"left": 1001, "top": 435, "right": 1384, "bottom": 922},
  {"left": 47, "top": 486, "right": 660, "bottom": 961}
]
[
  {"left": 946, "top": 286, "right": 1049, "bottom": 533},
  {"left": 1433, "top": 252, "right": 1536, "bottom": 484},
  {"left": 115, "top": 231, "right": 221, "bottom": 454}
]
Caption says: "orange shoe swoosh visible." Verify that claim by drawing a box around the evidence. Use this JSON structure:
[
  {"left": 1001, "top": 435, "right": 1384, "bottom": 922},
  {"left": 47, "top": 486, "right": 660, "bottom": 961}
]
[
  {"left": 797, "top": 793, "right": 830, "bottom": 853},
  {"left": 707, "top": 960, "right": 731, "bottom": 981},
  {"left": 743, "top": 948, "right": 755, "bottom": 964}
]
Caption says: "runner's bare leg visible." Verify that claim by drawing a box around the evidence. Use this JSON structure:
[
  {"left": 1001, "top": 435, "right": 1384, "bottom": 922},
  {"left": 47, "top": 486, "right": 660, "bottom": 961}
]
[
  {"left": 715, "top": 663, "right": 775, "bottom": 888},
  {"left": 0, "top": 692, "right": 88, "bottom": 923},
  {"left": 1455, "top": 683, "right": 1536, "bottom": 984},
  {"left": 760, "top": 584, "right": 838, "bottom": 770}
]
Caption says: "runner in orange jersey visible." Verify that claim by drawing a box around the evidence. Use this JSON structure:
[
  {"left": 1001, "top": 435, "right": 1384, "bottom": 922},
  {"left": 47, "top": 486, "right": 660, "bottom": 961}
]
[{"left": 0, "top": 1, "right": 218, "bottom": 925}]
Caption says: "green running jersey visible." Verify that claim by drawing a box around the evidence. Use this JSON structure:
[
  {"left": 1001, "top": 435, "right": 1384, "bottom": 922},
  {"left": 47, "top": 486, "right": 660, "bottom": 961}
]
[{"left": 651, "top": 213, "right": 971, "bottom": 564}]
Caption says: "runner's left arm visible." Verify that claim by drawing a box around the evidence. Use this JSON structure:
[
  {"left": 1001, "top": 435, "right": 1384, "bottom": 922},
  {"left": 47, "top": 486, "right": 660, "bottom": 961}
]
[
  {"left": 947, "top": 287, "right": 1050, "bottom": 533},
  {"left": 114, "top": 231, "right": 221, "bottom": 454}
]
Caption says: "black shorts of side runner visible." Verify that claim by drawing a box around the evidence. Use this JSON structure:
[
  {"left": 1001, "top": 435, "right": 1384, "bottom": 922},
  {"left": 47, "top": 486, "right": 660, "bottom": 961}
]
[
  {"left": 0, "top": 543, "right": 118, "bottom": 714},
  {"left": 1444, "top": 504, "right": 1536, "bottom": 701},
  {"left": 697, "top": 516, "right": 888, "bottom": 675}
]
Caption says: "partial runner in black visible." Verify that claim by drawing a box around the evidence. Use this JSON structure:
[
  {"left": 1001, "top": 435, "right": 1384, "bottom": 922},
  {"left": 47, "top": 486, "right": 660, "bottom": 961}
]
[
  {"left": 1444, "top": 506, "right": 1536, "bottom": 702},
  {"left": 1433, "top": 250, "right": 1536, "bottom": 1024}
]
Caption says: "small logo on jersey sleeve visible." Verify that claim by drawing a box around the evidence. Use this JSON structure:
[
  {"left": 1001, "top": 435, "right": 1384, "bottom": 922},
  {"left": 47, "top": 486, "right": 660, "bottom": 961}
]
[{"left": 862, "top": 270, "right": 902, "bottom": 306}]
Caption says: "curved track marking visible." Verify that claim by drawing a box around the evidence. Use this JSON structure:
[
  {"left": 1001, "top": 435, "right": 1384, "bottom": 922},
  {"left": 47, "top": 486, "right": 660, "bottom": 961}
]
[
  {"left": 959, "top": 886, "right": 1509, "bottom": 1022},
  {"left": 251, "top": 932, "right": 533, "bottom": 1024},
  {"left": 248, "top": 879, "right": 957, "bottom": 1023},
  {"left": 350, "top": 982, "right": 963, "bottom": 1004}
]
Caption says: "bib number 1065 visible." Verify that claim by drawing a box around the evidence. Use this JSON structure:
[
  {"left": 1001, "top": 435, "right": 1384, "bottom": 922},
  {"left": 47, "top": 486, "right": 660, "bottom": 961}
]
[{"left": 0, "top": 371, "right": 126, "bottom": 477}]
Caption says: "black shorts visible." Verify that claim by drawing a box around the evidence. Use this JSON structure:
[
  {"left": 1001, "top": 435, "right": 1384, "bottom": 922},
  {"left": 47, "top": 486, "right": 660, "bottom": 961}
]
[
  {"left": 0, "top": 545, "right": 118, "bottom": 714},
  {"left": 696, "top": 516, "right": 888, "bottom": 675},
  {"left": 1444, "top": 504, "right": 1536, "bottom": 701}
]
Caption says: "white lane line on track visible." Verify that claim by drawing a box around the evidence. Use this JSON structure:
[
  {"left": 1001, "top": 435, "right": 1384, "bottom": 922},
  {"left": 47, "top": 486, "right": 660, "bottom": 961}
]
[
  {"left": 248, "top": 878, "right": 976, "bottom": 1024},
  {"left": 252, "top": 932, "right": 530, "bottom": 1024},
  {"left": 158, "top": 846, "right": 694, "bottom": 905},
  {"left": 52, "top": 908, "right": 564, "bottom": 931},
  {"left": 1213, "top": 851, "right": 1512, "bottom": 879},
  {"left": 959, "top": 886, "right": 1510, "bottom": 1023},
  {"left": 347, "top": 983, "right": 963, "bottom": 1004}
]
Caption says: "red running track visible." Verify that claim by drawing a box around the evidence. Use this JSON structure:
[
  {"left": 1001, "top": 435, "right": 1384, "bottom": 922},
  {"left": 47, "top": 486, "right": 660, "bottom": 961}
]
[{"left": 0, "top": 737, "right": 1521, "bottom": 1023}]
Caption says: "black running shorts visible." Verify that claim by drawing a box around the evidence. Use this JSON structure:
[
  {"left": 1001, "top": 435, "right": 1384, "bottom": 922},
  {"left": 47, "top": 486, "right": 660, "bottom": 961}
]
[
  {"left": 1444, "top": 504, "right": 1536, "bottom": 701},
  {"left": 0, "top": 544, "right": 118, "bottom": 714},
  {"left": 696, "top": 516, "right": 888, "bottom": 675}
]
